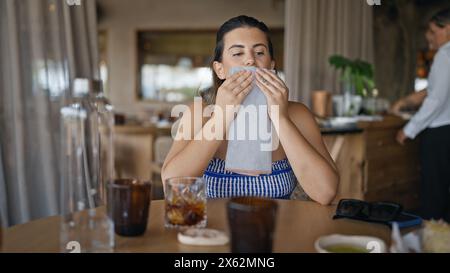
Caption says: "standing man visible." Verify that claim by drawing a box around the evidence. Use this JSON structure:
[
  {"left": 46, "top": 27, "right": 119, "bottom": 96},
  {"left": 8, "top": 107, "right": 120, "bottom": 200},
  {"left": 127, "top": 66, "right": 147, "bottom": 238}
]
[{"left": 391, "top": 8, "right": 450, "bottom": 222}]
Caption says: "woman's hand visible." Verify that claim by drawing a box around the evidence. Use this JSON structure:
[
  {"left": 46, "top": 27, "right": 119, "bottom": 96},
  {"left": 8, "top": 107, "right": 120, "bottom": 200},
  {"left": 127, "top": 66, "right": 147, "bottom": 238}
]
[
  {"left": 255, "top": 68, "right": 289, "bottom": 121},
  {"left": 396, "top": 129, "right": 408, "bottom": 145},
  {"left": 214, "top": 70, "right": 253, "bottom": 127},
  {"left": 390, "top": 99, "right": 405, "bottom": 114}
]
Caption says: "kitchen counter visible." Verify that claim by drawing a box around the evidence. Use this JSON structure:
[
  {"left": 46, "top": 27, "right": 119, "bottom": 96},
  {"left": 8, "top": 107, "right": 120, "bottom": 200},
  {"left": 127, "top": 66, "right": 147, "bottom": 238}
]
[
  {"left": 319, "top": 115, "right": 420, "bottom": 210},
  {"left": 320, "top": 125, "right": 363, "bottom": 135}
]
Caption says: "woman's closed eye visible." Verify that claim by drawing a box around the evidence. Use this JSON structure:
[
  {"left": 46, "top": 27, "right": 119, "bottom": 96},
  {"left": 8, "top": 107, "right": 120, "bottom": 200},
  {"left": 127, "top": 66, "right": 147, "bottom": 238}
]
[{"left": 232, "top": 52, "right": 243, "bottom": 57}]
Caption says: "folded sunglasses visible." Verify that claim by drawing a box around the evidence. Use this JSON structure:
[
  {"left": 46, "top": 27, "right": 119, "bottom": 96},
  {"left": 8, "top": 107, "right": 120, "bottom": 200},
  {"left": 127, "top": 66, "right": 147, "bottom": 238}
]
[{"left": 333, "top": 199, "right": 422, "bottom": 229}]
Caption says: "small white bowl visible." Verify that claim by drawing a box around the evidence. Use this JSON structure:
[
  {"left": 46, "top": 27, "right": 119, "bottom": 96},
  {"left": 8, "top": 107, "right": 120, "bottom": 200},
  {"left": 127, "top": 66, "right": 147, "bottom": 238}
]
[{"left": 314, "top": 234, "right": 387, "bottom": 253}]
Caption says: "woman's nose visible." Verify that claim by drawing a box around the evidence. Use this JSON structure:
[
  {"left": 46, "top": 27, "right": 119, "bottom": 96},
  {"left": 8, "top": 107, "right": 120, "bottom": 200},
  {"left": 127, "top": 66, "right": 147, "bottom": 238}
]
[{"left": 245, "top": 56, "right": 255, "bottom": 66}]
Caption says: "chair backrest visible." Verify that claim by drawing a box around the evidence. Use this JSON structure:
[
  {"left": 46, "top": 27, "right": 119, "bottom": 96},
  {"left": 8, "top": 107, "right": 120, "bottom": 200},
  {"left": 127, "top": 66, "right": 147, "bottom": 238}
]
[
  {"left": 114, "top": 125, "right": 155, "bottom": 180},
  {"left": 154, "top": 136, "right": 173, "bottom": 165}
]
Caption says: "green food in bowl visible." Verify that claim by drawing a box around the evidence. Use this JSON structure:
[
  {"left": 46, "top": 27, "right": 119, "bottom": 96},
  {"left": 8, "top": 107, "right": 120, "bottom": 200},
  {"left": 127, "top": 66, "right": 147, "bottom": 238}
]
[{"left": 325, "top": 244, "right": 369, "bottom": 253}]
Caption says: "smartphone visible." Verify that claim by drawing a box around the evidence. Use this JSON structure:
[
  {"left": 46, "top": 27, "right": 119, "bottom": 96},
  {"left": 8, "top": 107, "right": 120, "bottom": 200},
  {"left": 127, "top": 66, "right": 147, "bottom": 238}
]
[{"left": 389, "top": 212, "right": 423, "bottom": 229}]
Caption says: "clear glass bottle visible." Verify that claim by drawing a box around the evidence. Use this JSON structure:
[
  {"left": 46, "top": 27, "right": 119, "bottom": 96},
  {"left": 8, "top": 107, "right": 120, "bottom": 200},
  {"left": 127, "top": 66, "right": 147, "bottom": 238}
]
[
  {"left": 342, "top": 73, "right": 356, "bottom": 117},
  {"left": 90, "top": 80, "right": 114, "bottom": 204},
  {"left": 60, "top": 78, "right": 114, "bottom": 253}
]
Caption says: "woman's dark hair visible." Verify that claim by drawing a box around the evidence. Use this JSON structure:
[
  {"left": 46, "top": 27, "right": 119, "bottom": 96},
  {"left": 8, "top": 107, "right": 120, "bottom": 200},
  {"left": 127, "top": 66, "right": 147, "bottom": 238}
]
[
  {"left": 201, "top": 15, "right": 274, "bottom": 104},
  {"left": 430, "top": 8, "right": 450, "bottom": 28}
]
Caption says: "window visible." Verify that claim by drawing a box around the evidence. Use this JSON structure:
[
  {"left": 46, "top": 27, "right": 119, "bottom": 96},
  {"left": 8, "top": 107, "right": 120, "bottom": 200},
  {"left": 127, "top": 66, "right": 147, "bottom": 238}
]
[
  {"left": 137, "top": 29, "right": 284, "bottom": 102},
  {"left": 98, "top": 30, "right": 109, "bottom": 95}
]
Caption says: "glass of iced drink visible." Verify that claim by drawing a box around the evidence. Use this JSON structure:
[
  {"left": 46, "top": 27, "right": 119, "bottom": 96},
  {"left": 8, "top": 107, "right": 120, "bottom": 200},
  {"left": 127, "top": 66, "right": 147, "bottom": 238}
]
[{"left": 164, "top": 177, "right": 207, "bottom": 229}]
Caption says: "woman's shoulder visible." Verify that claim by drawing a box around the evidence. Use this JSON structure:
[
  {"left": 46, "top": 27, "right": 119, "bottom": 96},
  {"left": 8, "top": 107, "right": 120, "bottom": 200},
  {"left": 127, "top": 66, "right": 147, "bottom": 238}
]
[
  {"left": 177, "top": 99, "right": 210, "bottom": 117},
  {"left": 181, "top": 99, "right": 212, "bottom": 124},
  {"left": 287, "top": 101, "right": 314, "bottom": 119},
  {"left": 287, "top": 101, "right": 319, "bottom": 129},
  {"left": 437, "top": 43, "right": 450, "bottom": 58},
  {"left": 433, "top": 44, "right": 450, "bottom": 69},
  {"left": 183, "top": 98, "right": 209, "bottom": 110}
]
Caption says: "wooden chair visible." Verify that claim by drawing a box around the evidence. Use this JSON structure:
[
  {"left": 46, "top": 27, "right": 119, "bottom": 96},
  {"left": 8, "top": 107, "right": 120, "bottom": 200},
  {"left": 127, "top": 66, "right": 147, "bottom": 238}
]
[{"left": 150, "top": 136, "right": 173, "bottom": 199}]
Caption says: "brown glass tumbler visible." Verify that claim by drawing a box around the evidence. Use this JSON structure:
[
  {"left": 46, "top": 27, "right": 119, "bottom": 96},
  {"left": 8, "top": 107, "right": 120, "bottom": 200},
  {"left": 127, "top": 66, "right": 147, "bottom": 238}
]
[
  {"left": 227, "top": 197, "right": 278, "bottom": 253},
  {"left": 311, "top": 90, "right": 332, "bottom": 118},
  {"left": 108, "top": 179, "right": 152, "bottom": 236}
]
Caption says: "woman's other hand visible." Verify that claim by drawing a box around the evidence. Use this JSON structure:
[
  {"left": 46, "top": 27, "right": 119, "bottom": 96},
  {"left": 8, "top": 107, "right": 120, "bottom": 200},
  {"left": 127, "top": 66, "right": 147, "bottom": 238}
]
[
  {"left": 396, "top": 129, "right": 409, "bottom": 145},
  {"left": 215, "top": 70, "right": 252, "bottom": 115},
  {"left": 255, "top": 68, "right": 289, "bottom": 120},
  {"left": 390, "top": 99, "right": 406, "bottom": 115}
]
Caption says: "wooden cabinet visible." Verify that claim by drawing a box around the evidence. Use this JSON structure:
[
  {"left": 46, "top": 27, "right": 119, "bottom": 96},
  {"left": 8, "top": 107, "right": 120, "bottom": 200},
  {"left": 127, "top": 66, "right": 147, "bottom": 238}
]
[{"left": 323, "top": 115, "right": 420, "bottom": 210}]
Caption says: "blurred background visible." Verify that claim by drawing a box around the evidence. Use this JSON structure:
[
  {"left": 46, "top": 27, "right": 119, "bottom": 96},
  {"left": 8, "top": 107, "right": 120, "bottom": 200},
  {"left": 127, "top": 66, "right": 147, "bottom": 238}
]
[{"left": 1, "top": 0, "right": 450, "bottom": 227}]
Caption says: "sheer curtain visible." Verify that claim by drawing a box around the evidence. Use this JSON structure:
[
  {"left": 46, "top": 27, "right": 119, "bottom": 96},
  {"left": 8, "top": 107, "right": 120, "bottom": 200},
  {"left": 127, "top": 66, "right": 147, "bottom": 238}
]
[
  {"left": 284, "top": 0, "right": 374, "bottom": 106},
  {"left": 0, "top": 0, "right": 99, "bottom": 226}
]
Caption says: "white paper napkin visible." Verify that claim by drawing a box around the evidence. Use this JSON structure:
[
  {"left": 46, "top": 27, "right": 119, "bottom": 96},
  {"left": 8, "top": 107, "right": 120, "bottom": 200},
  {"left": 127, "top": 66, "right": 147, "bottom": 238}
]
[{"left": 224, "top": 66, "right": 273, "bottom": 175}]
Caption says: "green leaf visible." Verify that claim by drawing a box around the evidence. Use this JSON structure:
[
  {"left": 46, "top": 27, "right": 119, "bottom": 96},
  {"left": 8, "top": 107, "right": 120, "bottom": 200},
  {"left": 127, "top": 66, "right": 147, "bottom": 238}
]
[
  {"left": 329, "top": 54, "right": 375, "bottom": 96},
  {"left": 328, "top": 55, "right": 351, "bottom": 69}
]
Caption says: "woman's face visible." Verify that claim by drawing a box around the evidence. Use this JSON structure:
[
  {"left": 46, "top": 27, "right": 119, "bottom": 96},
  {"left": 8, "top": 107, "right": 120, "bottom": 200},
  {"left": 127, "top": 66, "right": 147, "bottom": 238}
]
[
  {"left": 426, "top": 22, "right": 450, "bottom": 50},
  {"left": 213, "top": 27, "right": 275, "bottom": 80}
]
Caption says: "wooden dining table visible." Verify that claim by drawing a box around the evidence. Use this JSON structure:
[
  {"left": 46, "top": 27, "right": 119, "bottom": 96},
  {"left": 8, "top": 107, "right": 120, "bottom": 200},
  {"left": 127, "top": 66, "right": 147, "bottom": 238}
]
[{"left": 1, "top": 199, "right": 393, "bottom": 253}]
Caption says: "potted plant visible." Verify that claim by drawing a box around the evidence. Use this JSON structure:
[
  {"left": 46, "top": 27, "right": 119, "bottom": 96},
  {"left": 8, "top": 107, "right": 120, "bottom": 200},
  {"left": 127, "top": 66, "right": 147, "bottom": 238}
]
[{"left": 329, "top": 55, "right": 375, "bottom": 116}]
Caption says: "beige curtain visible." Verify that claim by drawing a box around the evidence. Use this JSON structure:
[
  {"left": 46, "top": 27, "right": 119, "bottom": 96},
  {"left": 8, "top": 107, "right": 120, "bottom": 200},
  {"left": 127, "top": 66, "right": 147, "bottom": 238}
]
[
  {"left": 284, "top": 0, "right": 374, "bottom": 106},
  {"left": 65, "top": 0, "right": 100, "bottom": 80},
  {"left": 0, "top": 0, "right": 99, "bottom": 226}
]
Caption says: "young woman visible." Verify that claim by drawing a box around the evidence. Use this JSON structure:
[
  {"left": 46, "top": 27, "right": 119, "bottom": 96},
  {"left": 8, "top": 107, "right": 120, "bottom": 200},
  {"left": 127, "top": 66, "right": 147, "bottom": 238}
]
[{"left": 162, "top": 15, "right": 338, "bottom": 205}]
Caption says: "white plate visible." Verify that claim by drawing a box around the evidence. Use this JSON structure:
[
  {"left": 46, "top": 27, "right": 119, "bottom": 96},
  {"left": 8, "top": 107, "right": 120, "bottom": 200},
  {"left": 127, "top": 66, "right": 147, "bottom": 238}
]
[
  {"left": 178, "top": 228, "right": 229, "bottom": 246},
  {"left": 328, "top": 117, "right": 358, "bottom": 127}
]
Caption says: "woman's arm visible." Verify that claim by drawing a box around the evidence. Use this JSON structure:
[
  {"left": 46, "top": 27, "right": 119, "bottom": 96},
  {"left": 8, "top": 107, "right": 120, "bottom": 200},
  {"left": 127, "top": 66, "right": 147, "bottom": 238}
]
[
  {"left": 161, "top": 101, "right": 223, "bottom": 183},
  {"left": 401, "top": 52, "right": 450, "bottom": 140},
  {"left": 162, "top": 70, "right": 253, "bottom": 183},
  {"left": 390, "top": 90, "right": 427, "bottom": 113},
  {"left": 282, "top": 103, "right": 339, "bottom": 205},
  {"left": 255, "top": 68, "right": 338, "bottom": 205}
]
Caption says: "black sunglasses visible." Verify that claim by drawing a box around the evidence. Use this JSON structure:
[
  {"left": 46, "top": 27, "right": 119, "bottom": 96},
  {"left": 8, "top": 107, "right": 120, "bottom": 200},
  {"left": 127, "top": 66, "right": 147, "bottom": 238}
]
[{"left": 333, "top": 199, "right": 403, "bottom": 224}]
